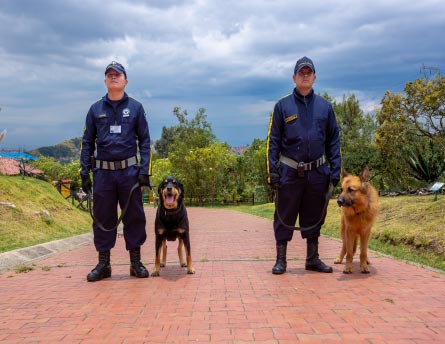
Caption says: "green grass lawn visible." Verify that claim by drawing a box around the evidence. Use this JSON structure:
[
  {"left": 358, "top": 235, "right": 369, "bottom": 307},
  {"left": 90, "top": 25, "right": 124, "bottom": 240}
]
[{"left": 0, "top": 176, "right": 92, "bottom": 253}]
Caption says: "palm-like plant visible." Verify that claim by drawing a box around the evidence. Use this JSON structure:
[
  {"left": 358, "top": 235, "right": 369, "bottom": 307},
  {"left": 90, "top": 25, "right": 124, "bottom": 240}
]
[{"left": 407, "top": 140, "right": 445, "bottom": 183}]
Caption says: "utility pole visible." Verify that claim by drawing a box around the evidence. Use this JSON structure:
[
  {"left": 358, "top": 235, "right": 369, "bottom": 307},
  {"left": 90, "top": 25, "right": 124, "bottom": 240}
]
[{"left": 421, "top": 64, "right": 440, "bottom": 79}]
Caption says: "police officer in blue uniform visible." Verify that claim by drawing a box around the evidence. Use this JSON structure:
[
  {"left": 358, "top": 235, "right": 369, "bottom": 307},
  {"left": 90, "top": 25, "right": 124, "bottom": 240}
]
[
  {"left": 266, "top": 56, "right": 341, "bottom": 275},
  {"left": 80, "top": 61, "right": 151, "bottom": 282}
]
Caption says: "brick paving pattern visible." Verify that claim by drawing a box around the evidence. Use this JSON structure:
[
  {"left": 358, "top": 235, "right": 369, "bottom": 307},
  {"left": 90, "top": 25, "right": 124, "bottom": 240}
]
[{"left": 1, "top": 207, "right": 444, "bottom": 343}]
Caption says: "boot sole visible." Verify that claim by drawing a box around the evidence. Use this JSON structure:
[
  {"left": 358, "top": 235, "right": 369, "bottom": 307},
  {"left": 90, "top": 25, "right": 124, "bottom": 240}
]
[
  {"left": 87, "top": 270, "right": 112, "bottom": 282},
  {"left": 130, "top": 268, "right": 149, "bottom": 278},
  {"left": 305, "top": 266, "right": 333, "bottom": 273},
  {"left": 272, "top": 269, "right": 286, "bottom": 275}
]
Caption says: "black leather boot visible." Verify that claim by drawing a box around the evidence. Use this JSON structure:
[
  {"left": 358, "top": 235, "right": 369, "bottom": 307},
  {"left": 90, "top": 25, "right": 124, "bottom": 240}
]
[
  {"left": 272, "top": 242, "right": 287, "bottom": 274},
  {"left": 87, "top": 250, "right": 112, "bottom": 282},
  {"left": 305, "top": 238, "right": 333, "bottom": 273},
  {"left": 129, "top": 248, "right": 149, "bottom": 278}
]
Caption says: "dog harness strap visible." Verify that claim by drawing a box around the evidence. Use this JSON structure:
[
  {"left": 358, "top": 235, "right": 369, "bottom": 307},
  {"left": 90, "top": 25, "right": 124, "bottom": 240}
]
[
  {"left": 280, "top": 155, "right": 326, "bottom": 172},
  {"left": 95, "top": 156, "right": 138, "bottom": 170}
]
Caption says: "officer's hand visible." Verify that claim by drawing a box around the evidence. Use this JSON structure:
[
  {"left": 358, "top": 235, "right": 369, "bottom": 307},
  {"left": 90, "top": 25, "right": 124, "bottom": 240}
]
[
  {"left": 267, "top": 173, "right": 280, "bottom": 189},
  {"left": 271, "top": 182, "right": 280, "bottom": 190},
  {"left": 138, "top": 174, "right": 151, "bottom": 187},
  {"left": 81, "top": 174, "right": 92, "bottom": 194}
]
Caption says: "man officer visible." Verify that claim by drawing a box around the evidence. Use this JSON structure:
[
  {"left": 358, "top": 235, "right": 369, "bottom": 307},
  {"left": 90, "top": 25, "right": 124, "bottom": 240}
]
[
  {"left": 266, "top": 56, "right": 341, "bottom": 274},
  {"left": 80, "top": 61, "right": 151, "bottom": 282}
]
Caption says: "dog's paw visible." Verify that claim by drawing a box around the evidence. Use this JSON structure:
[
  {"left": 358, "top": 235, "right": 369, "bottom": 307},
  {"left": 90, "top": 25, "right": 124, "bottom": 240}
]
[
  {"left": 360, "top": 265, "right": 370, "bottom": 274},
  {"left": 187, "top": 268, "right": 195, "bottom": 274},
  {"left": 151, "top": 271, "right": 160, "bottom": 277},
  {"left": 180, "top": 263, "right": 187, "bottom": 268},
  {"left": 334, "top": 257, "right": 342, "bottom": 264},
  {"left": 343, "top": 264, "right": 353, "bottom": 274},
  {"left": 160, "top": 263, "right": 166, "bottom": 267}
]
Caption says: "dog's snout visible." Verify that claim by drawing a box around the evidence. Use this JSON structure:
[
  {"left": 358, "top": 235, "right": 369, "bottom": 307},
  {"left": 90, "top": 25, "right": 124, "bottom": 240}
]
[
  {"left": 337, "top": 196, "right": 345, "bottom": 207},
  {"left": 337, "top": 196, "right": 353, "bottom": 207},
  {"left": 166, "top": 182, "right": 174, "bottom": 193}
]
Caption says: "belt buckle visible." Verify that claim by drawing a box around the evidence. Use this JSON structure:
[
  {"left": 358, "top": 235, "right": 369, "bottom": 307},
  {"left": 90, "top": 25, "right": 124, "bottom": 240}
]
[
  {"left": 114, "top": 160, "right": 122, "bottom": 170},
  {"left": 297, "top": 161, "right": 305, "bottom": 177}
]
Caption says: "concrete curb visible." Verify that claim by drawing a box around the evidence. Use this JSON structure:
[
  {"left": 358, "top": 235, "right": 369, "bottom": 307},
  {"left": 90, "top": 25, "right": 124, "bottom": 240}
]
[{"left": 0, "top": 233, "right": 93, "bottom": 273}]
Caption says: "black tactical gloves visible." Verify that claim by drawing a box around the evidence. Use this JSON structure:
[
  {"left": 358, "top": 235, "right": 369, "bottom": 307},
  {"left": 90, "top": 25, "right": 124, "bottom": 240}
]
[
  {"left": 81, "top": 174, "right": 92, "bottom": 194},
  {"left": 138, "top": 174, "right": 151, "bottom": 187}
]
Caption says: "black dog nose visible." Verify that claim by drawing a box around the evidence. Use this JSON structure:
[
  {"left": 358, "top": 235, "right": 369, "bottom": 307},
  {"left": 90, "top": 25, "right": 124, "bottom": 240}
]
[{"left": 337, "top": 197, "right": 344, "bottom": 207}]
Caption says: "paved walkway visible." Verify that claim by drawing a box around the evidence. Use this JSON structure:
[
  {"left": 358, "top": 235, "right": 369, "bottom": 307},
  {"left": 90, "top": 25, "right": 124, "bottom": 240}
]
[{"left": 0, "top": 207, "right": 444, "bottom": 343}]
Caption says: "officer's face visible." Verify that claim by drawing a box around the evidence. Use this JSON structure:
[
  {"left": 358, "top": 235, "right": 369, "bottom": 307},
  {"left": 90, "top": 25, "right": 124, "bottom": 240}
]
[
  {"left": 293, "top": 66, "right": 316, "bottom": 95},
  {"left": 104, "top": 71, "right": 128, "bottom": 92}
]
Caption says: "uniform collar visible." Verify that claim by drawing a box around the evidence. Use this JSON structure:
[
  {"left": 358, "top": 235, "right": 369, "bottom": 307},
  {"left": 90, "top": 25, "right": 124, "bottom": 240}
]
[
  {"left": 293, "top": 88, "right": 314, "bottom": 103},
  {"left": 104, "top": 92, "right": 128, "bottom": 105}
]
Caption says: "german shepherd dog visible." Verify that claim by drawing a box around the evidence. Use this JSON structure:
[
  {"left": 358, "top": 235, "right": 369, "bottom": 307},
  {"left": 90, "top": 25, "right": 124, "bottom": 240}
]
[
  {"left": 151, "top": 177, "right": 195, "bottom": 277},
  {"left": 334, "top": 167, "right": 379, "bottom": 274}
]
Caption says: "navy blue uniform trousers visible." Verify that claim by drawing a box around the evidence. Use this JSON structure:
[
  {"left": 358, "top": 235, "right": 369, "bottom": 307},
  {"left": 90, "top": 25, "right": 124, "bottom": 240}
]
[
  {"left": 92, "top": 165, "right": 146, "bottom": 252},
  {"left": 274, "top": 169, "right": 330, "bottom": 242}
]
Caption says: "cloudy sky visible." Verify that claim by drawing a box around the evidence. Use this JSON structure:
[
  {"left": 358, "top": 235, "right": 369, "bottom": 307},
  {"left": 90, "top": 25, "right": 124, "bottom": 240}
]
[{"left": 1, "top": 0, "right": 444, "bottom": 150}]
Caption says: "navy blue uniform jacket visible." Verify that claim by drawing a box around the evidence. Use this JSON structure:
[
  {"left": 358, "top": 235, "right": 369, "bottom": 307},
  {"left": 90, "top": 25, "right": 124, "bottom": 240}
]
[
  {"left": 80, "top": 93, "right": 151, "bottom": 175},
  {"left": 266, "top": 88, "right": 341, "bottom": 183}
]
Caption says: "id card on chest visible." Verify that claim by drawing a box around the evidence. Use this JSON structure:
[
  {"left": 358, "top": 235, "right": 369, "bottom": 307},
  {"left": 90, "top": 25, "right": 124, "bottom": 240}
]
[{"left": 110, "top": 125, "right": 121, "bottom": 134}]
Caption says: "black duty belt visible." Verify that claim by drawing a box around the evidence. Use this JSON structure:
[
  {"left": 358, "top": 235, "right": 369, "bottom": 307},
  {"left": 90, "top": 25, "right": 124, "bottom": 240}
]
[
  {"left": 280, "top": 155, "right": 325, "bottom": 177},
  {"left": 95, "top": 156, "right": 137, "bottom": 170}
]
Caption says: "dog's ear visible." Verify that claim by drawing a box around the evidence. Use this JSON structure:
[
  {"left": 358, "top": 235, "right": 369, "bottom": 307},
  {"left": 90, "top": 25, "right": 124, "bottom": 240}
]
[
  {"left": 157, "top": 180, "right": 164, "bottom": 196},
  {"left": 177, "top": 179, "right": 184, "bottom": 195},
  {"left": 359, "top": 167, "right": 370, "bottom": 183},
  {"left": 341, "top": 168, "right": 349, "bottom": 179}
]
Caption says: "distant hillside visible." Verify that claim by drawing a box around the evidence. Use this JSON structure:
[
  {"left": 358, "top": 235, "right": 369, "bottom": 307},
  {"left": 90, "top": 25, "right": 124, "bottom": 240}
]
[
  {"left": 29, "top": 138, "right": 252, "bottom": 163},
  {"left": 29, "top": 137, "right": 82, "bottom": 163},
  {"left": 231, "top": 145, "right": 249, "bottom": 155}
]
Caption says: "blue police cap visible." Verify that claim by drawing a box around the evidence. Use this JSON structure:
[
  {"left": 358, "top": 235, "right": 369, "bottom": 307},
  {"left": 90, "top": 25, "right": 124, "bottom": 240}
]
[
  {"left": 105, "top": 61, "right": 127, "bottom": 78},
  {"left": 294, "top": 56, "right": 315, "bottom": 74}
]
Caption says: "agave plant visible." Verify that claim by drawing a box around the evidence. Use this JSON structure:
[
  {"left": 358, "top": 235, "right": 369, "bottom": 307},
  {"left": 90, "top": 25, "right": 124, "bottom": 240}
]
[{"left": 407, "top": 140, "right": 445, "bottom": 183}]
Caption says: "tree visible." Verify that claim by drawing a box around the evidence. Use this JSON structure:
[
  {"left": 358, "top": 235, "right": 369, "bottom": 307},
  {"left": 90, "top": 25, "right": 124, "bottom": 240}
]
[
  {"left": 154, "top": 126, "right": 178, "bottom": 159},
  {"left": 168, "top": 141, "right": 237, "bottom": 200},
  {"left": 61, "top": 161, "right": 82, "bottom": 189},
  {"left": 172, "top": 106, "right": 215, "bottom": 148},
  {"left": 28, "top": 157, "right": 83, "bottom": 191},
  {"left": 29, "top": 156, "right": 64, "bottom": 181},
  {"left": 240, "top": 138, "right": 270, "bottom": 201},
  {"left": 151, "top": 158, "right": 173, "bottom": 188},
  {"left": 375, "top": 76, "right": 445, "bottom": 189},
  {"left": 329, "top": 93, "right": 380, "bottom": 176},
  {"left": 154, "top": 107, "right": 215, "bottom": 157},
  {"left": 403, "top": 76, "right": 445, "bottom": 140},
  {"left": 153, "top": 107, "right": 239, "bottom": 200}
]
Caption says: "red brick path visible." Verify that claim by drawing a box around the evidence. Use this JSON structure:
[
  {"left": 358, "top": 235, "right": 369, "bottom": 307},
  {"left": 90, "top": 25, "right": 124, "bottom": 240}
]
[{"left": 1, "top": 207, "right": 444, "bottom": 343}]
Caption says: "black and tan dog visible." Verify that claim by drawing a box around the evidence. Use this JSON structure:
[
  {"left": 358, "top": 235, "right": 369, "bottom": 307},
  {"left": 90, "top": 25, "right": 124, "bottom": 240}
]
[{"left": 151, "top": 177, "right": 195, "bottom": 277}]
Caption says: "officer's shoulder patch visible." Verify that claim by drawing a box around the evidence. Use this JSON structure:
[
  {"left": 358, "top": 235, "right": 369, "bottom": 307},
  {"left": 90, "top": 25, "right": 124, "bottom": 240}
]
[{"left": 285, "top": 114, "right": 298, "bottom": 123}]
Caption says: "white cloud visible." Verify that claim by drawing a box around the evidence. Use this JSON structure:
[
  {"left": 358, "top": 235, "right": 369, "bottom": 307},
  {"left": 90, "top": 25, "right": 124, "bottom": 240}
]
[{"left": 0, "top": 0, "right": 444, "bottom": 149}]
